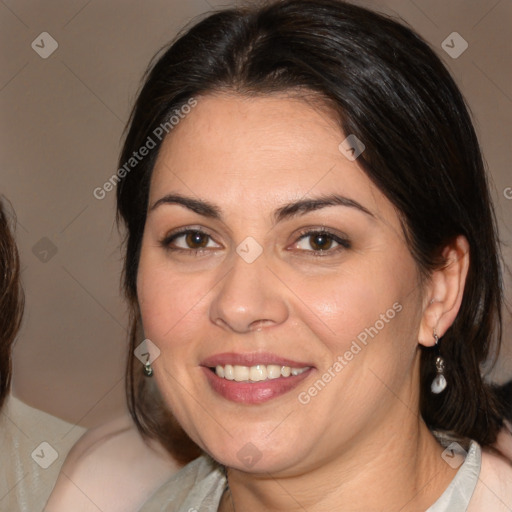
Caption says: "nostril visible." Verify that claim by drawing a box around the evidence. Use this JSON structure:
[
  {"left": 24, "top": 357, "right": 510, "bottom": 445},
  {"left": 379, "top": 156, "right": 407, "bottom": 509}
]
[{"left": 250, "top": 319, "right": 273, "bottom": 331}]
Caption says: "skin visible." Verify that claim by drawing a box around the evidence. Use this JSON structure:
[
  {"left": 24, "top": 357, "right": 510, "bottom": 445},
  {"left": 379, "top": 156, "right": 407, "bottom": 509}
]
[
  {"left": 45, "top": 415, "right": 180, "bottom": 512},
  {"left": 137, "top": 94, "right": 470, "bottom": 511}
]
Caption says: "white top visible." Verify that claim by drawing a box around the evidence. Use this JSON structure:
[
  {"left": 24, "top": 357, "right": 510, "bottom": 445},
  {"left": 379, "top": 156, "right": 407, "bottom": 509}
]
[
  {"left": 138, "top": 440, "right": 512, "bottom": 511},
  {"left": 0, "top": 394, "right": 85, "bottom": 512},
  {"left": 426, "top": 441, "right": 480, "bottom": 512}
]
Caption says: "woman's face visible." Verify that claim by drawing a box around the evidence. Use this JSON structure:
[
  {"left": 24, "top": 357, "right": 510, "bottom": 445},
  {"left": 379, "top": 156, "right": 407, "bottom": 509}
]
[{"left": 137, "top": 94, "right": 427, "bottom": 474}]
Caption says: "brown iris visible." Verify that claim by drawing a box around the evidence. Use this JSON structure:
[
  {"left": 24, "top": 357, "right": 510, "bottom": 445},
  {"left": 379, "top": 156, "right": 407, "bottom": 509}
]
[
  {"left": 185, "top": 231, "right": 209, "bottom": 248},
  {"left": 308, "top": 233, "right": 334, "bottom": 251}
]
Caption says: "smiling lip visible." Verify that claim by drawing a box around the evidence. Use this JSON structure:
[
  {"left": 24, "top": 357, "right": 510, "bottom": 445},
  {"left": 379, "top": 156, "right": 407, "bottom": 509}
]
[
  {"left": 201, "top": 352, "right": 312, "bottom": 368},
  {"left": 201, "top": 352, "right": 314, "bottom": 404}
]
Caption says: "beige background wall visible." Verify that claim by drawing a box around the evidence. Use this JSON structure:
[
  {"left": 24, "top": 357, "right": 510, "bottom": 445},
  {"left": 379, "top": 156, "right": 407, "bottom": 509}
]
[{"left": 1, "top": 0, "right": 511, "bottom": 429}]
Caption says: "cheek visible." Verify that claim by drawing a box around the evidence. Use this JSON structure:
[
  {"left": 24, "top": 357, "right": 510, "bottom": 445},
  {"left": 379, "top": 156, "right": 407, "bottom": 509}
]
[
  {"left": 298, "top": 276, "right": 420, "bottom": 419},
  {"left": 301, "top": 262, "right": 411, "bottom": 352},
  {"left": 297, "top": 257, "right": 422, "bottom": 405},
  {"left": 136, "top": 253, "right": 209, "bottom": 351}
]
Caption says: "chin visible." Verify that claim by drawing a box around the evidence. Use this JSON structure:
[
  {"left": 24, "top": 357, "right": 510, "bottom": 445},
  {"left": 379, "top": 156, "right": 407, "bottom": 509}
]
[{"left": 196, "top": 426, "right": 311, "bottom": 475}]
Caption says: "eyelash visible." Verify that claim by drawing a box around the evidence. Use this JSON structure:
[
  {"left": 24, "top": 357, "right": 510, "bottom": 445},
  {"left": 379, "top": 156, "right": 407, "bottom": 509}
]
[
  {"left": 294, "top": 228, "right": 351, "bottom": 256},
  {"left": 160, "top": 228, "right": 218, "bottom": 256},
  {"left": 160, "top": 227, "right": 351, "bottom": 256}
]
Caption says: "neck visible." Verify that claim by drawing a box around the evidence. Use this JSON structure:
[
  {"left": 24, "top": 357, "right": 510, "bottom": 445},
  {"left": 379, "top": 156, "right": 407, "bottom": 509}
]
[{"left": 220, "top": 417, "right": 457, "bottom": 512}]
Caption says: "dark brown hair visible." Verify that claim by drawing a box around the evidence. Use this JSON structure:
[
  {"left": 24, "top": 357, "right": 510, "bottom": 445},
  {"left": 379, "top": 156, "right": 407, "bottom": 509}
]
[
  {"left": 117, "top": 0, "right": 505, "bottom": 460},
  {"left": 0, "top": 200, "right": 24, "bottom": 411}
]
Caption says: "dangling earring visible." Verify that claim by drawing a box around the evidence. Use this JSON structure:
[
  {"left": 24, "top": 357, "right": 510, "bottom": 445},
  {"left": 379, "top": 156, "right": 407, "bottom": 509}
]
[
  {"left": 431, "top": 330, "right": 446, "bottom": 394},
  {"left": 144, "top": 360, "right": 153, "bottom": 377}
]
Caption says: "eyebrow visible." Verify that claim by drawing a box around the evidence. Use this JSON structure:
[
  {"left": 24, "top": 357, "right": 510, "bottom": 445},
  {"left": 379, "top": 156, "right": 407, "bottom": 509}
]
[
  {"left": 150, "top": 194, "right": 222, "bottom": 218},
  {"left": 150, "top": 193, "right": 374, "bottom": 222},
  {"left": 274, "top": 194, "right": 374, "bottom": 222}
]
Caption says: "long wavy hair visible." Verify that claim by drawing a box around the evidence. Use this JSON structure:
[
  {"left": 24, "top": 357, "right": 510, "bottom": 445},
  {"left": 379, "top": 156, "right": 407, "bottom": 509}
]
[{"left": 0, "top": 199, "right": 24, "bottom": 411}]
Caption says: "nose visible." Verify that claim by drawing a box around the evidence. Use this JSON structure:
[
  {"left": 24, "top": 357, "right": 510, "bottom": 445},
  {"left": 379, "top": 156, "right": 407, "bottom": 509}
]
[{"left": 209, "top": 251, "right": 289, "bottom": 334}]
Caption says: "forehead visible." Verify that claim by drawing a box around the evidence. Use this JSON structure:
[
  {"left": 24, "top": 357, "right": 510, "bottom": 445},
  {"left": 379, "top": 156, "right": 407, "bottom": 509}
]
[{"left": 149, "top": 94, "right": 392, "bottom": 221}]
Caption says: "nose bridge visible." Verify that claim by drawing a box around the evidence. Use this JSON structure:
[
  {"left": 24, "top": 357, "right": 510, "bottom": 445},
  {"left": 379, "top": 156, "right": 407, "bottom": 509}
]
[{"left": 209, "top": 249, "right": 288, "bottom": 333}]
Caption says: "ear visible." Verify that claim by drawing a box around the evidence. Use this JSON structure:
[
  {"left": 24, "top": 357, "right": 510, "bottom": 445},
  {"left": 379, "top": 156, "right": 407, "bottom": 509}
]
[{"left": 418, "top": 235, "right": 470, "bottom": 347}]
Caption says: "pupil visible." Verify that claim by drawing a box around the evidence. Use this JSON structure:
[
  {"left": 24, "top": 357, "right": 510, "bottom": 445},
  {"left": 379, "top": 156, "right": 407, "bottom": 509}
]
[
  {"left": 186, "top": 232, "right": 207, "bottom": 248},
  {"left": 311, "top": 234, "right": 331, "bottom": 250}
]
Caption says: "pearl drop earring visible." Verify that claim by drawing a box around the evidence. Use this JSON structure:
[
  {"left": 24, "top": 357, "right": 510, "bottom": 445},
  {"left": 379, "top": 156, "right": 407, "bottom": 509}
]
[{"left": 431, "top": 331, "right": 447, "bottom": 394}]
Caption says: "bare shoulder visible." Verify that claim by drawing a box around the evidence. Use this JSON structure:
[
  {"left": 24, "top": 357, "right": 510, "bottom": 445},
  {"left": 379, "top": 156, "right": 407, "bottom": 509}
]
[
  {"left": 45, "top": 415, "right": 183, "bottom": 512},
  {"left": 469, "top": 439, "right": 512, "bottom": 512}
]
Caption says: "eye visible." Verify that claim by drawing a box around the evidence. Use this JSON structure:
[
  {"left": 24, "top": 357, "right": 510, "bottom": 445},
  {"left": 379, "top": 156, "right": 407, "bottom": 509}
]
[
  {"left": 292, "top": 230, "right": 350, "bottom": 254},
  {"left": 161, "top": 229, "right": 221, "bottom": 252}
]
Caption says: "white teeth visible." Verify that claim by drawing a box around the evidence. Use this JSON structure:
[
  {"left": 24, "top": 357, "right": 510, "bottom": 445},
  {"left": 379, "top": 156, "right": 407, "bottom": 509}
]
[
  {"left": 224, "top": 364, "right": 234, "bottom": 380},
  {"left": 281, "top": 366, "right": 291, "bottom": 377},
  {"left": 214, "top": 364, "right": 308, "bottom": 382},
  {"left": 267, "top": 365, "right": 281, "bottom": 379},
  {"left": 234, "top": 365, "right": 250, "bottom": 382},
  {"left": 249, "top": 365, "right": 267, "bottom": 382}
]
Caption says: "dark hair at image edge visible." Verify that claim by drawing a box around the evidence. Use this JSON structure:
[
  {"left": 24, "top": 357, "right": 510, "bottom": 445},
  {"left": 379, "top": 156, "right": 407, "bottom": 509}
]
[
  {"left": 116, "top": 0, "right": 506, "bottom": 460},
  {"left": 0, "top": 200, "right": 24, "bottom": 411}
]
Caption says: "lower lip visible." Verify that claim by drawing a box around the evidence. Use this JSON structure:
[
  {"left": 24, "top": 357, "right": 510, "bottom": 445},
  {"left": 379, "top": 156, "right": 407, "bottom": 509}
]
[{"left": 202, "top": 367, "right": 313, "bottom": 404}]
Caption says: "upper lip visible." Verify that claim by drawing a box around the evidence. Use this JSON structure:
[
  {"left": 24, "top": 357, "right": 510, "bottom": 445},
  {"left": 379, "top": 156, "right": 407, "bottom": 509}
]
[{"left": 201, "top": 352, "right": 313, "bottom": 368}]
